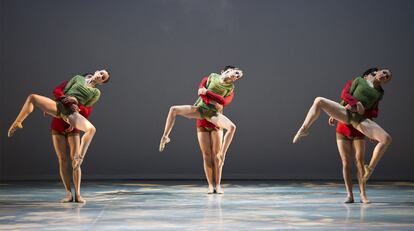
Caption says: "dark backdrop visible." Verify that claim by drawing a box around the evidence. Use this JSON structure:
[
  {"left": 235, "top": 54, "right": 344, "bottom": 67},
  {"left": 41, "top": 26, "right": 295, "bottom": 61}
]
[{"left": 1, "top": 0, "right": 413, "bottom": 180}]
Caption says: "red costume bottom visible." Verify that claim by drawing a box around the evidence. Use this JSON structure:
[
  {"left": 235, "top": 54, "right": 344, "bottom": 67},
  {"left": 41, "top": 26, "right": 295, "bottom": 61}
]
[
  {"left": 336, "top": 122, "right": 364, "bottom": 139},
  {"left": 51, "top": 117, "right": 80, "bottom": 135}
]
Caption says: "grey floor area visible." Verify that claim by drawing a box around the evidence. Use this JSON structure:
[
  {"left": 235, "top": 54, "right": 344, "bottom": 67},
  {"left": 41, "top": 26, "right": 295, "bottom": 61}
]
[{"left": 0, "top": 181, "right": 413, "bottom": 230}]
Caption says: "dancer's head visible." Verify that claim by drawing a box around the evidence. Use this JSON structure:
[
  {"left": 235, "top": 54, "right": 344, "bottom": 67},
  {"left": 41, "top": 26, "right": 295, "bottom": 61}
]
[
  {"left": 90, "top": 69, "right": 110, "bottom": 85},
  {"left": 362, "top": 67, "right": 392, "bottom": 85},
  {"left": 374, "top": 69, "right": 392, "bottom": 85},
  {"left": 220, "top": 65, "right": 243, "bottom": 83}
]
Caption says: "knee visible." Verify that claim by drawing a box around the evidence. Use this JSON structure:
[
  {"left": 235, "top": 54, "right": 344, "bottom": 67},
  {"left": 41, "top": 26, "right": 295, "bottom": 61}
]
[
  {"left": 227, "top": 123, "right": 236, "bottom": 133},
  {"left": 58, "top": 156, "right": 69, "bottom": 166},
  {"left": 28, "top": 94, "right": 38, "bottom": 102},
  {"left": 169, "top": 106, "right": 178, "bottom": 115},
  {"left": 382, "top": 134, "right": 392, "bottom": 146},
  {"left": 313, "top": 97, "right": 325, "bottom": 107},
  {"left": 86, "top": 125, "right": 96, "bottom": 135},
  {"left": 342, "top": 161, "right": 351, "bottom": 170},
  {"left": 202, "top": 152, "right": 213, "bottom": 162}
]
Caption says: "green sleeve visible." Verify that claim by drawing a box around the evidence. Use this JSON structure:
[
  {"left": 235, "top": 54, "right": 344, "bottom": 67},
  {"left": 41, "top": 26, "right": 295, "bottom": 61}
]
[
  {"left": 84, "top": 89, "right": 101, "bottom": 107},
  {"left": 348, "top": 77, "right": 360, "bottom": 96},
  {"left": 64, "top": 75, "right": 83, "bottom": 93}
]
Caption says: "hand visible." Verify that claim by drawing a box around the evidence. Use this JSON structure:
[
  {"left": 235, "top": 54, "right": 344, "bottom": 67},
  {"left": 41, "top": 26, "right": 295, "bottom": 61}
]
[
  {"left": 70, "top": 104, "right": 80, "bottom": 112},
  {"left": 215, "top": 103, "right": 223, "bottom": 112},
  {"left": 65, "top": 125, "right": 74, "bottom": 133},
  {"left": 328, "top": 116, "right": 336, "bottom": 126},
  {"left": 345, "top": 104, "right": 353, "bottom": 111},
  {"left": 61, "top": 96, "right": 78, "bottom": 104},
  {"left": 356, "top": 102, "right": 365, "bottom": 115},
  {"left": 198, "top": 87, "right": 207, "bottom": 95}
]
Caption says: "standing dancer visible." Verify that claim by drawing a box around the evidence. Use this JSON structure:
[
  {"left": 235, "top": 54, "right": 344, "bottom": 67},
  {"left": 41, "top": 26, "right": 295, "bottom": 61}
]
[
  {"left": 51, "top": 78, "right": 93, "bottom": 203},
  {"left": 293, "top": 68, "right": 392, "bottom": 183},
  {"left": 159, "top": 66, "right": 243, "bottom": 192},
  {"left": 196, "top": 68, "right": 234, "bottom": 194},
  {"left": 8, "top": 70, "right": 109, "bottom": 182},
  {"left": 328, "top": 77, "right": 380, "bottom": 203}
]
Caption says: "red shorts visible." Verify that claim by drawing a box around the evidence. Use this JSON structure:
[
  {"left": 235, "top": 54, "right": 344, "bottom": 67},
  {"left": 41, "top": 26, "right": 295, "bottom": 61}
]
[
  {"left": 336, "top": 122, "right": 364, "bottom": 139},
  {"left": 196, "top": 119, "right": 220, "bottom": 132},
  {"left": 51, "top": 117, "right": 80, "bottom": 134}
]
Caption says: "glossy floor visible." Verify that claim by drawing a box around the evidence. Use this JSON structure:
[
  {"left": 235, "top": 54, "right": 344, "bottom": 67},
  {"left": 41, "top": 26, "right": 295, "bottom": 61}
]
[{"left": 0, "top": 181, "right": 413, "bottom": 230}]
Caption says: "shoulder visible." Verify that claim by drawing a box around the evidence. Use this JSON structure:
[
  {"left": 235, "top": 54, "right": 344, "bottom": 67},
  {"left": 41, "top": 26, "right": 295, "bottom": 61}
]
[
  {"left": 71, "top": 75, "right": 85, "bottom": 81},
  {"left": 208, "top": 73, "right": 220, "bottom": 80}
]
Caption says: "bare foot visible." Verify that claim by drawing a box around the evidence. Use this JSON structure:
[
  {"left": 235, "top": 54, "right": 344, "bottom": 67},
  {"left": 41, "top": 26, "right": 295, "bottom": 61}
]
[
  {"left": 8, "top": 121, "right": 23, "bottom": 137},
  {"left": 344, "top": 196, "right": 354, "bottom": 203},
  {"left": 363, "top": 165, "right": 373, "bottom": 183},
  {"left": 159, "top": 136, "right": 170, "bottom": 152},
  {"left": 293, "top": 127, "right": 309, "bottom": 143},
  {"left": 75, "top": 195, "right": 86, "bottom": 203},
  {"left": 60, "top": 192, "right": 73, "bottom": 203},
  {"left": 360, "top": 194, "right": 370, "bottom": 204},
  {"left": 215, "top": 185, "right": 224, "bottom": 194},
  {"left": 207, "top": 185, "right": 214, "bottom": 194}
]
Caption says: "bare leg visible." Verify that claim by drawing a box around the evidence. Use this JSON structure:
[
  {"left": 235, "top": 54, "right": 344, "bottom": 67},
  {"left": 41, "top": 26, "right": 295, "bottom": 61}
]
[
  {"left": 353, "top": 139, "right": 369, "bottom": 203},
  {"left": 356, "top": 119, "right": 392, "bottom": 182},
  {"left": 159, "top": 105, "right": 202, "bottom": 152},
  {"left": 197, "top": 131, "right": 215, "bottom": 194},
  {"left": 208, "top": 114, "right": 236, "bottom": 167},
  {"left": 8, "top": 94, "right": 58, "bottom": 137},
  {"left": 67, "top": 113, "right": 96, "bottom": 172},
  {"left": 52, "top": 134, "right": 73, "bottom": 203},
  {"left": 293, "top": 97, "right": 349, "bottom": 143},
  {"left": 336, "top": 137, "right": 354, "bottom": 203},
  {"left": 211, "top": 129, "right": 224, "bottom": 194},
  {"left": 67, "top": 134, "right": 84, "bottom": 203}
]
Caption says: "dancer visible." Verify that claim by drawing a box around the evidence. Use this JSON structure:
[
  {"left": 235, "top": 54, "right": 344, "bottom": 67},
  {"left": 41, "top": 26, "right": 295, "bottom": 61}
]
[
  {"left": 50, "top": 78, "right": 93, "bottom": 203},
  {"left": 328, "top": 78, "right": 379, "bottom": 203},
  {"left": 8, "top": 70, "right": 109, "bottom": 176},
  {"left": 196, "top": 72, "right": 234, "bottom": 194},
  {"left": 293, "top": 68, "right": 392, "bottom": 183},
  {"left": 159, "top": 66, "right": 243, "bottom": 183}
]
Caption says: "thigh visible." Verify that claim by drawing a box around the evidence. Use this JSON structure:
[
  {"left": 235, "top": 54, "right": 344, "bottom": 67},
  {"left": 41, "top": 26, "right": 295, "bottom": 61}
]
[
  {"left": 174, "top": 105, "right": 202, "bottom": 119},
  {"left": 67, "top": 112, "right": 94, "bottom": 132},
  {"left": 318, "top": 97, "right": 349, "bottom": 123},
  {"left": 52, "top": 134, "right": 68, "bottom": 160},
  {"left": 356, "top": 119, "right": 389, "bottom": 141},
  {"left": 197, "top": 131, "right": 212, "bottom": 156},
  {"left": 336, "top": 138, "right": 353, "bottom": 164},
  {"left": 32, "top": 94, "right": 59, "bottom": 117},
  {"left": 67, "top": 134, "right": 81, "bottom": 159},
  {"left": 207, "top": 113, "right": 234, "bottom": 130},
  {"left": 210, "top": 129, "right": 223, "bottom": 155}
]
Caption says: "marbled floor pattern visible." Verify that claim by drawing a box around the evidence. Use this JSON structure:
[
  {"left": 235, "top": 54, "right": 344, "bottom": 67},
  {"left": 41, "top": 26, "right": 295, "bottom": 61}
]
[{"left": 0, "top": 181, "right": 413, "bottom": 230}]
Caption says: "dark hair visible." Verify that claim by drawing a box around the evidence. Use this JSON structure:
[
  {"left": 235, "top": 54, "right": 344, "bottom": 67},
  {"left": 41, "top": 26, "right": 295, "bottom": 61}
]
[
  {"left": 221, "top": 65, "right": 236, "bottom": 72},
  {"left": 103, "top": 69, "right": 110, "bottom": 84},
  {"left": 362, "top": 67, "right": 379, "bottom": 77}
]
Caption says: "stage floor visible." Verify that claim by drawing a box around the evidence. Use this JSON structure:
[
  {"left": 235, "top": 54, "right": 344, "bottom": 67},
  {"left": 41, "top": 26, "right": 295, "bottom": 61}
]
[{"left": 0, "top": 181, "right": 413, "bottom": 230}]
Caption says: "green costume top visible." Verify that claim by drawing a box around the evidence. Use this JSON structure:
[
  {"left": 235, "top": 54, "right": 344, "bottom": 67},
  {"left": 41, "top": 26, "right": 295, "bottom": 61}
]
[
  {"left": 64, "top": 75, "right": 101, "bottom": 107},
  {"left": 349, "top": 77, "right": 383, "bottom": 110},
  {"left": 194, "top": 73, "right": 234, "bottom": 118}
]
